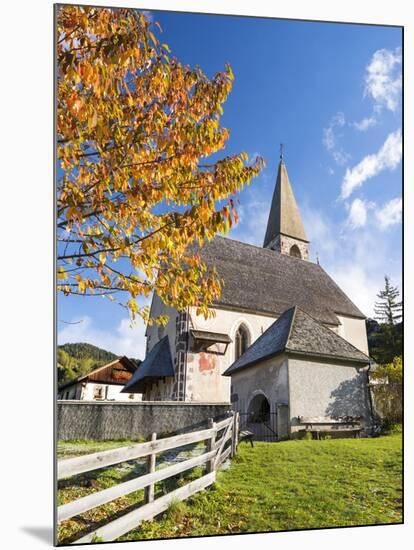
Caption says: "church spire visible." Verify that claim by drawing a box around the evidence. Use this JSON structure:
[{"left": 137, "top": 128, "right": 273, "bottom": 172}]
[{"left": 263, "top": 152, "right": 309, "bottom": 260}]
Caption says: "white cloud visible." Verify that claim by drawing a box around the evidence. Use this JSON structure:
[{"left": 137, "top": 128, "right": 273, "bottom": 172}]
[
  {"left": 347, "top": 198, "right": 369, "bottom": 228},
  {"left": 322, "top": 112, "right": 350, "bottom": 166},
  {"left": 341, "top": 128, "right": 402, "bottom": 199},
  {"left": 301, "top": 204, "right": 401, "bottom": 318},
  {"left": 329, "top": 265, "right": 383, "bottom": 319},
  {"left": 58, "top": 314, "right": 148, "bottom": 360},
  {"left": 301, "top": 206, "right": 338, "bottom": 259},
  {"left": 351, "top": 116, "right": 377, "bottom": 132},
  {"left": 365, "top": 47, "right": 402, "bottom": 112},
  {"left": 375, "top": 197, "right": 402, "bottom": 229},
  {"left": 229, "top": 188, "right": 269, "bottom": 246}
]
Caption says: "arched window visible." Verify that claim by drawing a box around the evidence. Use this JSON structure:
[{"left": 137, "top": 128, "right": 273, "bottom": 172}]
[
  {"left": 289, "top": 244, "right": 302, "bottom": 258},
  {"left": 235, "top": 324, "right": 249, "bottom": 360}
]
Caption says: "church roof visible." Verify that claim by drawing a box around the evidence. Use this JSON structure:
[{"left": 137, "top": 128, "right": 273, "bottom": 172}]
[
  {"left": 198, "top": 236, "right": 365, "bottom": 325},
  {"left": 223, "top": 306, "right": 370, "bottom": 376},
  {"left": 121, "top": 336, "right": 174, "bottom": 393},
  {"left": 263, "top": 159, "right": 308, "bottom": 247}
]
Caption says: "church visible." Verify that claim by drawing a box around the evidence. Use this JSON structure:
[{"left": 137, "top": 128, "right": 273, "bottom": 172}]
[{"left": 123, "top": 154, "right": 373, "bottom": 434}]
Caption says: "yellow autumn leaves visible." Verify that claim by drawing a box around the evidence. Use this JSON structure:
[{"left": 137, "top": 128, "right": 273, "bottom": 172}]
[{"left": 57, "top": 5, "right": 264, "bottom": 323}]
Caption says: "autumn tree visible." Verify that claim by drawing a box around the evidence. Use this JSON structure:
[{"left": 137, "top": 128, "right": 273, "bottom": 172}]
[{"left": 57, "top": 5, "right": 264, "bottom": 323}]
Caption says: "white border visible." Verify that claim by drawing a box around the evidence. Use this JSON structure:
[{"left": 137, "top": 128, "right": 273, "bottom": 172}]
[{"left": 1, "top": 1, "right": 412, "bottom": 549}]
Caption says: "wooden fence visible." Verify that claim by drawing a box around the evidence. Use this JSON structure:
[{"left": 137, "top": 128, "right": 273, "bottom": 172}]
[{"left": 57, "top": 412, "right": 240, "bottom": 544}]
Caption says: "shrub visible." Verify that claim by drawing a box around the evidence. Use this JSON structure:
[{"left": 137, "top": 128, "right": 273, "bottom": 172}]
[{"left": 370, "top": 356, "right": 402, "bottom": 424}]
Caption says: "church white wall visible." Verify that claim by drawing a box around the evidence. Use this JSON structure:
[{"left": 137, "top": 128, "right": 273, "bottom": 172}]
[
  {"left": 227, "top": 355, "right": 289, "bottom": 414},
  {"left": 146, "top": 294, "right": 178, "bottom": 359},
  {"left": 142, "top": 294, "right": 179, "bottom": 400},
  {"left": 140, "top": 297, "right": 369, "bottom": 403},
  {"left": 287, "top": 357, "right": 371, "bottom": 434},
  {"left": 336, "top": 315, "right": 369, "bottom": 355},
  {"left": 145, "top": 377, "right": 174, "bottom": 401},
  {"left": 186, "top": 306, "right": 277, "bottom": 402}
]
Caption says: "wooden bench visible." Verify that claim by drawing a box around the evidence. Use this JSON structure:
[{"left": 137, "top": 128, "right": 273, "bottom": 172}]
[
  {"left": 239, "top": 429, "right": 254, "bottom": 447},
  {"left": 297, "top": 416, "right": 362, "bottom": 439}
]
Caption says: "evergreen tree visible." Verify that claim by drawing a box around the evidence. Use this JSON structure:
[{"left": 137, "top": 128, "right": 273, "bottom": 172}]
[{"left": 374, "top": 276, "right": 402, "bottom": 325}]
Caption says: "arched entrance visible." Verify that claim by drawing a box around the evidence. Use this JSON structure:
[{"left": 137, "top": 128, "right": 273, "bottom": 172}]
[
  {"left": 248, "top": 393, "right": 270, "bottom": 423},
  {"left": 242, "top": 392, "right": 277, "bottom": 441}
]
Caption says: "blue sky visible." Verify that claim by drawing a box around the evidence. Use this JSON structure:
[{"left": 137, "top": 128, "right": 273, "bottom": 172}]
[{"left": 58, "top": 10, "right": 402, "bottom": 359}]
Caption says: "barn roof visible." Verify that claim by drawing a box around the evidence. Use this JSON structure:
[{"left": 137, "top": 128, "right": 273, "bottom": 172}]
[
  {"left": 223, "top": 306, "right": 370, "bottom": 376},
  {"left": 121, "top": 336, "right": 174, "bottom": 394},
  {"left": 198, "top": 236, "right": 365, "bottom": 325}
]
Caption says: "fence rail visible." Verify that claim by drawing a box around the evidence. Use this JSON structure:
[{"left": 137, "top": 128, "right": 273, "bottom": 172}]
[{"left": 57, "top": 412, "right": 239, "bottom": 544}]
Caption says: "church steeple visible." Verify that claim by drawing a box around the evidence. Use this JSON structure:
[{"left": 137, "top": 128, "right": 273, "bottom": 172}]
[{"left": 263, "top": 153, "right": 309, "bottom": 260}]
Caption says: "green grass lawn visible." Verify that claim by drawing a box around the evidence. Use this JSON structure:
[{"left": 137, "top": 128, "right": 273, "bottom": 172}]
[{"left": 57, "top": 432, "right": 402, "bottom": 544}]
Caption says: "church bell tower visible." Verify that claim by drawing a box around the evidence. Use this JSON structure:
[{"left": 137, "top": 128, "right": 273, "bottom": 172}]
[{"left": 263, "top": 149, "right": 309, "bottom": 260}]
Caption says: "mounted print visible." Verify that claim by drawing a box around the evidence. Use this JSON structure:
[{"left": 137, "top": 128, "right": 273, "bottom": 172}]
[{"left": 55, "top": 3, "right": 403, "bottom": 546}]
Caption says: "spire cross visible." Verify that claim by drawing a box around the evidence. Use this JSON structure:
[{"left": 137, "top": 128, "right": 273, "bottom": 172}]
[{"left": 280, "top": 143, "right": 284, "bottom": 160}]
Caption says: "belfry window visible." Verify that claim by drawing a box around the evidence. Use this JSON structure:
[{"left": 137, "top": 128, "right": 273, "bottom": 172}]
[
  {"left": 289, "top": 244, "right": 302, "bottom": 258},
  {"left": 235, "top": 325, "right": 249, "bottom": 360}
]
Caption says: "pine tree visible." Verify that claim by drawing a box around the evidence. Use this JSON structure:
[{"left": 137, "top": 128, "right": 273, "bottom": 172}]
[{"left": 374, "top": 276, "right": 402, "bottom": 325}]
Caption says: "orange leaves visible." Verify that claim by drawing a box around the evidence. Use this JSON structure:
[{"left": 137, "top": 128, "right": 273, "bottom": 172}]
[{"left": 57, "top": 5, "right": 264, "bottom": 322}]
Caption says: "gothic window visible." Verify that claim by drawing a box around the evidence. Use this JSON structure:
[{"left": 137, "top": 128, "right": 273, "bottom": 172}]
[
  {"left": 235, "top": 324, "right": 249, "bottom": 360},
  {"left": 289, "top": 244, "right": 302, "bottom": 258}
]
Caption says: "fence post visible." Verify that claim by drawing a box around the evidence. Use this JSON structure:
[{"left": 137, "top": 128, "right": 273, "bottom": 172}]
[
  {"left": 206, "top": 418, "right": 216, "bottom": 473},
  {"left": 230, "top": 411, "right": 236, "bottom": 457},
  {"left": 144, "top": 432, "right": 157, "bottom": 503},
  {"left": 234, "top": 412, "right": 239, "bottom": 452}
]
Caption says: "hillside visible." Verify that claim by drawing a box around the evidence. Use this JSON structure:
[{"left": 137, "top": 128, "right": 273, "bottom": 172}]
[
  {"left": 57, "top": 343, "right": 119, "bottom": 385},
  {"left": 59, "top": 343, "right": 118, "bottom": 364}
]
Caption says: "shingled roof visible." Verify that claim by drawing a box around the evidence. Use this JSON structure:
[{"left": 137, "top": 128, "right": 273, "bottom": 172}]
[
  {"left": 121, "top": 336, "right": 174, "bottom": 393},
  {"left": 223, "top": 306, "right": 370, "bottom": 376},
  {"left": 198, "top": 236, "right": 365, "bottom": 325}
]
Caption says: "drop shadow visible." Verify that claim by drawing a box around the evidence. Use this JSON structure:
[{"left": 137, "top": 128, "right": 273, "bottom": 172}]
[{"left": 20, "top": 526, "right": 53, "bottom": 545}]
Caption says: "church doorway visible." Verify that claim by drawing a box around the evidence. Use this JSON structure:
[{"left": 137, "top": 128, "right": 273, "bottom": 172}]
[
  {"left": 240, "top": 393, "right": 278, "bottom": 441},
  {"left": 248, "top": 393, "right": 270, "bottom": 422}
]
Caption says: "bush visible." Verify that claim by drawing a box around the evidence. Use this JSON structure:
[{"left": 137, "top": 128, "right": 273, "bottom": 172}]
[{"left": 370, "top": 356, "right": 402, "bottom": 424}]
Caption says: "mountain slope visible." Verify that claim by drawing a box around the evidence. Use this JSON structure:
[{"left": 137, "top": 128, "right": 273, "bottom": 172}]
[{"left": 57, "top": 343, "right": 118, "bottom": 385}]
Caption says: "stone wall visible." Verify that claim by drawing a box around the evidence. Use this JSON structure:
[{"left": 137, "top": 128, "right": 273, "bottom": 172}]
[{"left": 57, "top": 400, "right": 231, "bottom": 441}]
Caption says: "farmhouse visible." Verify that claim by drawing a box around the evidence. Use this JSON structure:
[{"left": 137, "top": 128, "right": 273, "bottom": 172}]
[
  {"left": 58, "top": 356, "right": 141, "bottom": 402},
  {"left": 123, "top": 154, "right": 372, "bottom": 432}
]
